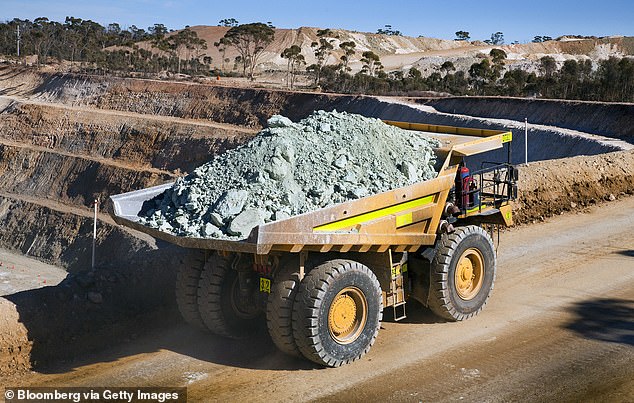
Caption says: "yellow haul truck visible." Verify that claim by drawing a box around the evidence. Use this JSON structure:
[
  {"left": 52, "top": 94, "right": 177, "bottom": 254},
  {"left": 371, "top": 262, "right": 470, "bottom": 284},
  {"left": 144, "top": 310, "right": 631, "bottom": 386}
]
[{"left": 110, "top": 120, "right": 517, "bottom": 367}]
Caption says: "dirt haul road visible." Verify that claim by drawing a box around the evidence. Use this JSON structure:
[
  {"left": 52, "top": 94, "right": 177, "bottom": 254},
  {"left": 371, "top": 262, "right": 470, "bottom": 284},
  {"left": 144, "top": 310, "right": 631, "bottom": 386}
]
[{"left": 3, "top": 196, "right": 634, "bottom": 402}]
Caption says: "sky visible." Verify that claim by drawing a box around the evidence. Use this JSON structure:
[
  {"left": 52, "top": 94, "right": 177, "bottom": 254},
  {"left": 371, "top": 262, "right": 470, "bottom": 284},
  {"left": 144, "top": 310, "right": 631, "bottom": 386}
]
[{"left": 2, "top": 0, "right": 634, "bottom": 43}]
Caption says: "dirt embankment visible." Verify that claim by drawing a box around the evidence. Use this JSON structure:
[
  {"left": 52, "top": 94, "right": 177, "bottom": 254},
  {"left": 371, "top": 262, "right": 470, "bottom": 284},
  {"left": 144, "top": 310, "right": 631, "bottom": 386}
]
[
  {"left": 0, "top": 143, "right": 173, "bottom": 211},
  {"left": 425, "top": 97, "right": 634, "bottom": 140},
  {"left": 517, "top": 150, "right": 634, "bottom": 223},
  {"left": 0, "top": 299, "right": 30, "bottom": 376},
  {"left": 0, "top": 100, "right": 254, "bottom": 172},
  {"left": 30, "top": 74, "right": 352, "bottom": 128}
]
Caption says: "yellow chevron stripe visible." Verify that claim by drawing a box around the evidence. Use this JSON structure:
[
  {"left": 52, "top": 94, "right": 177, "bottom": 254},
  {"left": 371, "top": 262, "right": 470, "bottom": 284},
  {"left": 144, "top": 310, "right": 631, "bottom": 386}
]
[{"left": 314, "top": 195, "right": 434, "bottom": 232}]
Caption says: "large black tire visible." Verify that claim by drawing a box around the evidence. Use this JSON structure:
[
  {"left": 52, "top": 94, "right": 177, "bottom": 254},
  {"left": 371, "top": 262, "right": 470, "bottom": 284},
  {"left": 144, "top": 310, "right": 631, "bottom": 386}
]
[
  {"left": 428, "top": 225, "right": 496, "bottom": 321},
  {"left": 197, "top": 253, "right": 262, "bottom": 338},
  {"left": 266, "top": 261, "right": 302, "bottom": 357},
  {"left": 292, "top": 260, "right": 383, "bottom": 367},
  {"left": 175, "top": 249, "right": 208, "bottom": 330}
]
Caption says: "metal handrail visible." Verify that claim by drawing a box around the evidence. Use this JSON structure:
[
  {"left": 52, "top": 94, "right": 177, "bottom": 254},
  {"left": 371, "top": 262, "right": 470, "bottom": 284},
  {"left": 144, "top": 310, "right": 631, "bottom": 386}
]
[{"left": 459, "top": 162, "right": 517, "bottom": 213}]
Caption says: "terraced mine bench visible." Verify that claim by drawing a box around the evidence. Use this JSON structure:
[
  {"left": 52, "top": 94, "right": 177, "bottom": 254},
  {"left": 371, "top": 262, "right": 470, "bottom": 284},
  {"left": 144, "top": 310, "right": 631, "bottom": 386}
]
[{"left": 110, "top": 120, "right": 517, "bottom": 367}]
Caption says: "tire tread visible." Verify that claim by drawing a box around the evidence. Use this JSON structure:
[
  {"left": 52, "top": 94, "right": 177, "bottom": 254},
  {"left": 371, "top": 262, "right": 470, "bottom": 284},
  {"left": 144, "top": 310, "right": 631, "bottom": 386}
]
[
  {"left": 292, "top": 260, "right": 383, "bottom": 367},
  {"left": 197, "top": 254, "right": 235, "bottom": 338},
  {"left": 266, "top": 263, "right": 302, "bottom": 356},
  {"left": 428, "top": 225, "right": 496, "bottom": 321},
  {"left": 175, "top": 250, "right": 208, "bottom": 330}
]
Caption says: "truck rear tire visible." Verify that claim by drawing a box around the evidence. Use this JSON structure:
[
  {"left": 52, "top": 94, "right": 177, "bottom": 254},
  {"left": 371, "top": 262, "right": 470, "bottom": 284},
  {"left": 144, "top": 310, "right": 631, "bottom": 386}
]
[
  {"left": 175, "top": 249, "right": 208, "bottom": 330},
  {"left": 428, "top": 225, "right": 496, "bottom": 321},
  {"left": 292, "top": 259, "right": 382, "bottom": 367},
  {"left": 197, "top": 253, "right": 262, "bottom": 338},
  {"left": 266, "top": 260, "right": 301, "bottom": 357}
]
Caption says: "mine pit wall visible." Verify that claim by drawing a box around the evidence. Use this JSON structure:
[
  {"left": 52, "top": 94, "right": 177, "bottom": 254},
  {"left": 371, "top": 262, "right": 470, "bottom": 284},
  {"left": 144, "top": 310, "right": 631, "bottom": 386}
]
[
  {"left": 0, "top": 144, "right": 174, "bottom": 212},
  {"left": 423, "top": 97, "right": 634, "bottom": 140},
  {"left": 13, "top": 72, "right": 623, "bottom": 164},
  {"left": 328, "top": 98, "right": 624, "bottom": 166},
  {"left": 0, "top": 196, "right": 151, "bottom": 271},
  {"left": 13, "top": 71, "right": 632, "bottom": 140},
  {"left": 0, "top": 101, "right": 254, "bottom": 172}
]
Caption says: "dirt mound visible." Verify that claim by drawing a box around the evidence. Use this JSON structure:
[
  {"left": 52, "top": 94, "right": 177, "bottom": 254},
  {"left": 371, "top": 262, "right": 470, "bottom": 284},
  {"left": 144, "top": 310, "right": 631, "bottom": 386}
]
[
  {"left": 141, "top": 111, "right": 439, "bottom": 238},
  {"left": 0, "top": 298, "right": 31, "bottom": 376},
  {"left": 135, "top": 26, "right": 475, "bottom": 73},
  {"left": 516, "top": 150, "right": 634, "bottom": 223}
]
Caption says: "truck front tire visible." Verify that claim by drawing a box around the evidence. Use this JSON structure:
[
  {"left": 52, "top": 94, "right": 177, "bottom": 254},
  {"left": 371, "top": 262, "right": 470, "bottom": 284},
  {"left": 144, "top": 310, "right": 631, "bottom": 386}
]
[{"left": 428, "top": 225, "right": 496, "bottom": 321}]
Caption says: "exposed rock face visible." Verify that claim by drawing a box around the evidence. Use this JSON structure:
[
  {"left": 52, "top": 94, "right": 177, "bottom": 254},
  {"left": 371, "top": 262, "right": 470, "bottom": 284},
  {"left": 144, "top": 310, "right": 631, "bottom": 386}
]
[{"left": 140, "top": 110, "right": 440, "bottom": 239}]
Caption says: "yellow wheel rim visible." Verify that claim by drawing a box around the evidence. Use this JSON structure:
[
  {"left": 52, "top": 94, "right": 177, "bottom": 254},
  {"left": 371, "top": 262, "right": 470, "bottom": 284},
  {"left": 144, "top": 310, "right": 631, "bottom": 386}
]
[
  {"left": 455, "top": 248, "right": 485, "bottom": 300},
  {"left": 328, "top": 287, "right": 368, "bottom": 344}
]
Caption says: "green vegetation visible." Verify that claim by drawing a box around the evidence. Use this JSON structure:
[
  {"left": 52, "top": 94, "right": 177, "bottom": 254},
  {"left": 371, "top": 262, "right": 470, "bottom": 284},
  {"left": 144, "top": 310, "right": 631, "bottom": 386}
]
[
  {"left": 360, "top": 51, "right": 383, "bottom": 77},
  {"left": 484, "top": 31, "right": 505, "bottom": 45},
  {"left": 0, "top": 17, "right": 210, "bottom": 75},
  {"left": 339, "top": 41, "right": 356, "bottom": 73},
  {"left": 455, "top": 31, "right": 470, "bottom": 41},
  {"left": 281, "top": 45, "right": 305, "bottom": 89},
  {"left": 0, "top": 17, "right": 631, "bottom": 102},
  {"left": 533, "top": 35, "right": 553, "bottom": 43},
  {"left": 0, "top": 17, "right": 276, "bottom": 79},
  {"left": 376, "top": 25, "right": 402, "bottom": 36},
  {"left": 213, "top": 37, "right": 230, "bottom": 72},
  {"left": 152, "top": 28, "right": 207, "bottom": 74},
  {"left": 308, "top": 29, "right": 338, "bottom": 86},
  {"left": 218, "top": 18, "right": 239, "bottom": 28},
  {"left": 318, "top": 54, "right": 634, "bottom": 102},
  {"left": 221, "top": 22, "right": 275, "bottom": 80}
]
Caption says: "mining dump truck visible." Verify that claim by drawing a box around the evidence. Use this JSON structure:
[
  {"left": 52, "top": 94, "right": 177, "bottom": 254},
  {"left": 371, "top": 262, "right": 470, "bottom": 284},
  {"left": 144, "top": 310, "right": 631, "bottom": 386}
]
[{"left": 110, "top": 120, "right": 517, "bottom": 367}]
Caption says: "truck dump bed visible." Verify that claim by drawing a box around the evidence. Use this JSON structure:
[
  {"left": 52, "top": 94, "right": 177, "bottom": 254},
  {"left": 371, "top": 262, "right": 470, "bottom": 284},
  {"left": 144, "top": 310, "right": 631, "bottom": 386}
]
[{"left": 110, "top": 121, "right": 512, "bottom": 255}]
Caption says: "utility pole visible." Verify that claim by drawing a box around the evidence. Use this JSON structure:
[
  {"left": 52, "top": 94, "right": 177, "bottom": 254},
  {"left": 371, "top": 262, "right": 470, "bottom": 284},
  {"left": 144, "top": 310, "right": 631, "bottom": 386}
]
[
  {"left": 524, "top": 118, "right": 528, "bottom": 165},
  {"left": 92, "top": 198, "right": 98, "bottom": 270},
  {"left": 16, "top": 25, "right": 20, "bottom": 57}
]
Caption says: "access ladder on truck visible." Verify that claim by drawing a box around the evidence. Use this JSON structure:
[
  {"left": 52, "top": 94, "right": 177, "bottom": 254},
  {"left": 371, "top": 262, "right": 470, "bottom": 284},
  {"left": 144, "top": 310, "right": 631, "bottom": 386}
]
[{"left": 110, "top": 119, "right": 517, "bottom": 367}]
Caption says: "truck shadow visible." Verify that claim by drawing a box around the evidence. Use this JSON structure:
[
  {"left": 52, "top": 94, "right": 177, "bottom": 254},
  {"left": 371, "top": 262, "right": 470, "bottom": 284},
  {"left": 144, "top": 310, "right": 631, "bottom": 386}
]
[
  {"left": 5, "top": 282, "right": 320, "bottom": 375},
  {"left": 5, "top": 276, "right": 443, "bottom": 376},
  {"left": 383, "top": 300, "right": 447, "bottom": 324},
  {"left": 564, "top": 298, "right": 634, "bottom": 346},
  {"left": 3, "top": 241, "right": 321, "bottom": 375}
]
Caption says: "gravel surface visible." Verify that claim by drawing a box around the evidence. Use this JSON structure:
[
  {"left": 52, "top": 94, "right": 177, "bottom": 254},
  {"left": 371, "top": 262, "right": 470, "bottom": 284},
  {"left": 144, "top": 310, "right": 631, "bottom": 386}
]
[{"left": 140, "top": 110, "right": 439, "bottom": 239}]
